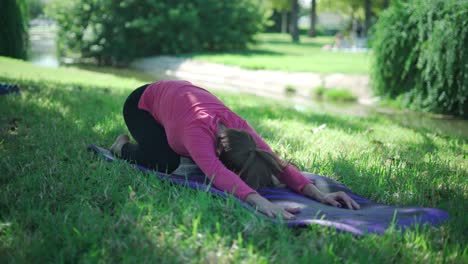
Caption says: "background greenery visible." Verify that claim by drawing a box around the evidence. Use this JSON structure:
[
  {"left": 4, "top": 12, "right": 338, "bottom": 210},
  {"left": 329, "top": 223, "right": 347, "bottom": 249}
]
[
  {"left": 0, "top": 57, "right": 466, "bottom": 263},
  {"left": 371, "top": 0, "right": 468, "bottom": 117},
  {"left": 45, "top": 0, "right": 269, "bottom": 66},
  {"left": 0, "top": 0, "right": 28, "bottom": 59},
  {"left": 26, "top": 0, "right": 47, "bottom": 18}
]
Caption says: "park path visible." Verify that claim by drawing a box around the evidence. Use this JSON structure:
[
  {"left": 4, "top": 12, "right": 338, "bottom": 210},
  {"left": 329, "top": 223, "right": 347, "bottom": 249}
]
[{"left": 131, "top": 56, "right": 376, "bottom": 105}]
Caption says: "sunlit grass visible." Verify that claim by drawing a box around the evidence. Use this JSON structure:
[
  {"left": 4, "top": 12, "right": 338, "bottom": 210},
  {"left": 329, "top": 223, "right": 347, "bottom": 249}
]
[
  {"left": 0, "top": 56, "right": 148, "bottom": 91},
  {"left": 184, "top": 33, "right": 370, "bottom": 74},
  {"left": 0, "top": 57, "right": 466, "bottom": 263}
]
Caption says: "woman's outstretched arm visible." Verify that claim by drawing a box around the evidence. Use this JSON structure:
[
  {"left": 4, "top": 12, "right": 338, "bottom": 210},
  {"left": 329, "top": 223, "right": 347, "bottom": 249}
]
[
  {"left": 240, "top": 121, "right": 311, "bottom": 192},
  {"left": 241, "top": 120, "right": 360, "bottom": 210},
  {"left": 184, "top": 126, "right": 301, "bottom": 219},
  {"left": 302, "top": 183, "right": 360, "bottom": 210},
  {"left": 183, "top": 126, "right": 256, "bottom": 200},
  {"left": 246, "top": 193, "right": 300, "bottom": 220}
]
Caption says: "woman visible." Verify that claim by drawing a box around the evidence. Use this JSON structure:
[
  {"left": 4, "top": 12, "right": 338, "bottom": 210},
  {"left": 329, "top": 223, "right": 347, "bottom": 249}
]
[{"left": 110, "top": 80, "right": 360, "bottom": 220}]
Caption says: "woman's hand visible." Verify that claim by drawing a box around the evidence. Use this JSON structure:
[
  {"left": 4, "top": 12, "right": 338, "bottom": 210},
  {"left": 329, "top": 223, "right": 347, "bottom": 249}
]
[
  {"left": 302, "top": 183, "right": 360, "bottom": 210},
  {"left": 319, "top": 191, "right": 360, "bottom": 210},
  {"left": 246, "top": 193, "right": 300, "bottom": 220}
]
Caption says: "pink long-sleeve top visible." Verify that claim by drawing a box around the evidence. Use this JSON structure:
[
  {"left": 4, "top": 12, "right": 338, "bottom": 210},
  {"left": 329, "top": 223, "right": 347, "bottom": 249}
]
[{"left": 138, "top": 80, "right": 312, "bottom": 200}]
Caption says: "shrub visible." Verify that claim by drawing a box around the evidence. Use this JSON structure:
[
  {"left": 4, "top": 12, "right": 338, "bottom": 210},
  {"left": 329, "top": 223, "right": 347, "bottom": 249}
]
[
  {"left": 46, "top": 0, "right": 268, "bottom": 66},
  {"left": 284, "top": 85, "right": 297, "bottom": 95},
  {"left": 312, "top": 86, "right": 357, "bottom": 102},
  {"left": 0, "top": 0, "right": 28, "bottom": 59},
  {"left": 371, "top": 0, "right": 468, "bottom": 116},
  {"left": 26, "top": 0, "right": 46, "bottom": 18}
]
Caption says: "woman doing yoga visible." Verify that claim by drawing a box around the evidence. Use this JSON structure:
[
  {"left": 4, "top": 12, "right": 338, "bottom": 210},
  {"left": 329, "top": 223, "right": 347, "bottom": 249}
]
[{"left": 110, "top": 80, "right": 360, "bottom": 220}]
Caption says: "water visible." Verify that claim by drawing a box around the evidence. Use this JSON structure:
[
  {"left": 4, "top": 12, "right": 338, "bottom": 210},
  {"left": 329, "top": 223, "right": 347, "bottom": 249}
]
[
  {"left": 28, "top": 19, "right": 59, "bottom": 68},
  {"left": 383, "top": 110, "right": 468, "bottom": 139}
]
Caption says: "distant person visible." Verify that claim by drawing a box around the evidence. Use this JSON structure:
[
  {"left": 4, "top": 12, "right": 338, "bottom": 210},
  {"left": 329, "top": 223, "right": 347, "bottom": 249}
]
[{"left": 110, "top": 80, "right": 360, "bottom": 219}]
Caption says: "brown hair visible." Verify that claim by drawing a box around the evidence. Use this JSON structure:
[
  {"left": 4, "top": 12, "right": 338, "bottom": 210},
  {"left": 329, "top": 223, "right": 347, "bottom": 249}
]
[{"left": 217, "top": 128, "right": 287, "bottom": 189}]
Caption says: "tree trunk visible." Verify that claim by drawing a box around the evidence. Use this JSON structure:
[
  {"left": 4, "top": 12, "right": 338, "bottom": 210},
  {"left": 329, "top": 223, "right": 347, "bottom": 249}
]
[
  {"left": 364, "top": 0, "right": 372, "bottom": 37},
  {"left": 308, "top": 0, "right": 317, "bottom": 37},
  {"left": 281, "top": 10, "right": 288, "bottom": 33},
  {"left": 290, "top": 0, "right": 299, "bottom": 42}
]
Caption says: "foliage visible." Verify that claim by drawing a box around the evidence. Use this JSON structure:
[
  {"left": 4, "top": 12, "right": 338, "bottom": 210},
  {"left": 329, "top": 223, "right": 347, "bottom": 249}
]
[
  {"left": 371, "top": 0, "right": 468, "bottom": 116},
  {"left": 46, "top": 0, "right": 268, "bottom": 66},
  {"left": 26, "top": 0, "right": 47, "bottom": 18},
  {"left": 0, "top": 0, "right": 28, "bottom": 59},
  {"left": 299, "top": 26, "right": 340, "bottom": 37},
  {"left": 270, "top": 0, "right": 290, "bottom": 11},
  {"left": 284, "top": 84, "right": 297, "bottom": 95},
  {"left": 0, "top": 57, "right": 467, "bottom": 262},
  {"left": 319, "top": 0, "right": 389, "bottom": 20},
  {"left": 313, "top": 86, "right": 357, "bottom": 102}
]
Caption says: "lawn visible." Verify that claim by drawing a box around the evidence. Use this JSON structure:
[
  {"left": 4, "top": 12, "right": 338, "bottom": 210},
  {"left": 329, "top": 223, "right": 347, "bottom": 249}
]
[
  {"left": 184, "top": 33, "right": 370, "bottom": 74},
  {"left": 0, "top": 57, "right": 466, "bottom": 263}
]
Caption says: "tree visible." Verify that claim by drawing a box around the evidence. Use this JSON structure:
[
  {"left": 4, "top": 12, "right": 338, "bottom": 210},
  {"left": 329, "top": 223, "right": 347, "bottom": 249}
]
[
  {"left": 0, "top": 0, "right": 28, "bottom": 59},
  {"left": 47, "top": 0, "right": 268, "bottom": 66},
  {"left": 270, "top": 0, "right": 290, "bottom": 33},
  {"left": 320, "top": 0, "right": 390, "bottom": 36},
  {"left": 364, "top": 0, "right": 371, "bottom": 36},
  {"left": 26, "top": 0, "right": 47, "bottom": 19},
  {"left": 270, "top": 0, "right": 299, "bottom": 41},
  {"left": 308, "top": 0, "right": 317, "bottom": 37},
  {"left": 290, "top": 0, "right": 299, "bottom": 42},
  {"left": 383, "top": 0, "right": 390, "bottom": 9},
  {"left": 372, "top": 0, "right": 467, "bottom": 116}
]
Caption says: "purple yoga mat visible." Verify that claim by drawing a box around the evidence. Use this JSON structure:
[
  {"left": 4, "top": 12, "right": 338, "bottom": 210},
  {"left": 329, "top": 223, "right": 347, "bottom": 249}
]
[{"left": 88, "top": 145, "right": 448, "bottom": 236}]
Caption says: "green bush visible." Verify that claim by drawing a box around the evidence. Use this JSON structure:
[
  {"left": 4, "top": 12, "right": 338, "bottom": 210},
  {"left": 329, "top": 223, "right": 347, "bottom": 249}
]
[
  {"left": 313, "top": 86, "right": 357, "bottom": 102},
  {"left": 284, "top": 85, "right": 297, "bottom": 95},
  {"left": 26, "top": 0, "right": 47, "bottom": 18},
  {"left": 46, "top": 0, "right": 268, "bottom": 66},
  {"left": 299, "top": 26, "right": 340, "bottom": 37},
  {"left": 0, "top": 0, "right": 28, "bottom": 59},
  {"left": 371, "top": 0, "right": 468, "bottom": 116}
]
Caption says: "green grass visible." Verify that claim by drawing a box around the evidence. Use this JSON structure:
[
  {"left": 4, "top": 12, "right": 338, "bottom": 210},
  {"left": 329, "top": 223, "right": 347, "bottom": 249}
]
[
  {"left": 1, "top": 57, "right": 467, "bottom": 263},
  {"left": 183, "top": 33, "right": 370, "bottom": 74}
]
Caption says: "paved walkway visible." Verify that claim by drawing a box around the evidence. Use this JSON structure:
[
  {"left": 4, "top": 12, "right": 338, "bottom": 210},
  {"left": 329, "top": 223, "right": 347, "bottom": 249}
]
[{"left": 131, "top": 56, "right": 377, "bottom": 105}]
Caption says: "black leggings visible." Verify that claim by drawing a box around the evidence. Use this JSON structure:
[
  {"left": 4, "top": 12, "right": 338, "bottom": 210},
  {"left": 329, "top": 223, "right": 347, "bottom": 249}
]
[{"left": 121, "top": 84, "right": 180, "bottom": 173}]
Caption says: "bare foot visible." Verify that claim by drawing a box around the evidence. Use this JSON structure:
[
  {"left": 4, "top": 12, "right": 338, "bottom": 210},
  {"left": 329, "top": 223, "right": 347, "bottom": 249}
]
[{"left": 110, "top": 134, "right": 130, "bottom": 156}]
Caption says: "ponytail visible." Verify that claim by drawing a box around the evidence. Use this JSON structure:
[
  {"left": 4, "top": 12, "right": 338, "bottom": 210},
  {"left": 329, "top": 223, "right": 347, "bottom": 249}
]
[{"left": 218, "top": 128, "right": 288, "bottom": 189}]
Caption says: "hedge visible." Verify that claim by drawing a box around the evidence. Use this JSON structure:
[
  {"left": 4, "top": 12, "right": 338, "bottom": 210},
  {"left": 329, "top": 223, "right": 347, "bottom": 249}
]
[
  {"left": 371, "top": 0, "right": 468, "bottom": 116},
  {"left": 47, "top": 0, "right": 269, "bottom": 66}
]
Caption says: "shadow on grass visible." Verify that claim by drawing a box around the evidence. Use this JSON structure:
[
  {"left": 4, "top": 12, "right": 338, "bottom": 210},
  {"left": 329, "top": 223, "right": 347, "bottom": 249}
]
[
  {"left": 0, "top": 83, "right": 465, "bottom": 262},
  {"left": 327, "top": 154, "right": 467, "bottom": 243},
  {"left": 0, "top": 84, "right": 279, "bottom": 261},
  {"left": 0, "top": 84, "right": 167, "bottom": 261},
  {"left": 232, "top": 101, "right": 466, "bottom": 244}
]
